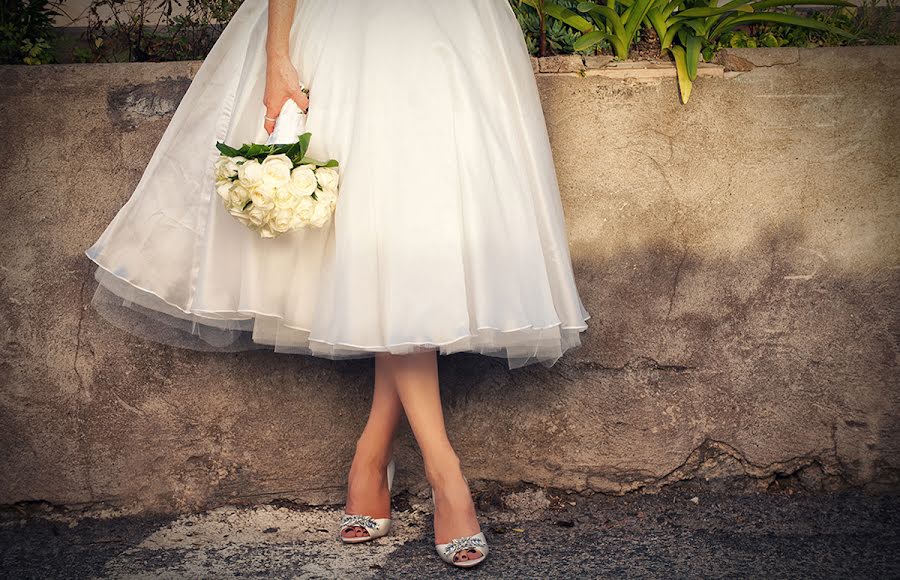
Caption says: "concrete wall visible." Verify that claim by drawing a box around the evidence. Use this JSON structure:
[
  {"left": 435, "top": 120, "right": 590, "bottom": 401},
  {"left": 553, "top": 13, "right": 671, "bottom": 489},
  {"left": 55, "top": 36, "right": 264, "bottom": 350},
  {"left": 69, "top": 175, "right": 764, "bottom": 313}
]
[{"left": 0, "top": 46, "right": 897, "bottom": 514}]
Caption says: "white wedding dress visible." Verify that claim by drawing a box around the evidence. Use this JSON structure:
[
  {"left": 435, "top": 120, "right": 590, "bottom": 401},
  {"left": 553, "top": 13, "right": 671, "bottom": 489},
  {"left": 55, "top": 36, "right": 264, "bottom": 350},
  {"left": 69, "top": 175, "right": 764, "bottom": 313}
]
[{"left": 84, "top": 0, "right": 591, "bottom": 369}]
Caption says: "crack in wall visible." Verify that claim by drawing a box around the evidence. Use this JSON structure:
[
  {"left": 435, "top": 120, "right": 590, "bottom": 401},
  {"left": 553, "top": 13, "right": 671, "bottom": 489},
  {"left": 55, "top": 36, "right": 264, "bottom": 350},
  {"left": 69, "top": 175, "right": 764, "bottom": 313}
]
[
  {"left": 642, "top": 437, "right": 850, "bottom": 490},
  {"left": 72, "top": 259, "right": 95, "bottom": 502},
  {"left": 73, "top": 261, "right": 89, "bottom": 394},
  {"left": 569, "top": 356, "right": 695, "bottom": 373}
]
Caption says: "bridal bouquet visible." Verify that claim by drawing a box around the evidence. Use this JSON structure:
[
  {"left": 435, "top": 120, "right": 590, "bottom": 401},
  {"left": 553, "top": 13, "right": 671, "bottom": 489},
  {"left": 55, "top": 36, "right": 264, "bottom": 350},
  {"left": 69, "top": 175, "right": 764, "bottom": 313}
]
[{"left": 214, "top": 99, "right": 340, "bottom": 238}]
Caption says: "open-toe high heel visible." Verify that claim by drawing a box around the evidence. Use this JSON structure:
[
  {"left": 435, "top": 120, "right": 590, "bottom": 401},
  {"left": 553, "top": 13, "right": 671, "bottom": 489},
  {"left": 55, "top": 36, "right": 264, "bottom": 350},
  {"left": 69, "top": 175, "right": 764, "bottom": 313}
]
[
  {"left": 431, "top": 485, "right": 489, "bottom": 568},
  {"left": 339, "top": 458, "right": 395, "bottom": 544}
]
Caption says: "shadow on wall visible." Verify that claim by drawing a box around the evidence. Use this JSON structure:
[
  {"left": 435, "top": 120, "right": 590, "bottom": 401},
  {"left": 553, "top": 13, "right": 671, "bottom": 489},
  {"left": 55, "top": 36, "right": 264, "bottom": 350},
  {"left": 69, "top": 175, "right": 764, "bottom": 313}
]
[{"left": 27, "top": 212, "right": 889, "bottom": 513}]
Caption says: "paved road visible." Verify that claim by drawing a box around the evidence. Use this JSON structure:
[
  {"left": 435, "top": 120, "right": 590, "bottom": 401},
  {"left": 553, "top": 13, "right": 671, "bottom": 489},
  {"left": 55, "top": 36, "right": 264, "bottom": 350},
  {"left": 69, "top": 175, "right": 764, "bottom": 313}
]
[{"left": 2, "top": 486, "right": 898, "bottom": 578}]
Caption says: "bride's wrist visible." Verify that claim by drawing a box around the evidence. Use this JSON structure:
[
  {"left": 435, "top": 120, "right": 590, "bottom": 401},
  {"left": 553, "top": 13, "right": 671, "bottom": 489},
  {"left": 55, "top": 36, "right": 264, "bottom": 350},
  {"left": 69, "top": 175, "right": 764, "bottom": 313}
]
[{"left": 266, "top": 44, "right": 290, "bottom": 60}]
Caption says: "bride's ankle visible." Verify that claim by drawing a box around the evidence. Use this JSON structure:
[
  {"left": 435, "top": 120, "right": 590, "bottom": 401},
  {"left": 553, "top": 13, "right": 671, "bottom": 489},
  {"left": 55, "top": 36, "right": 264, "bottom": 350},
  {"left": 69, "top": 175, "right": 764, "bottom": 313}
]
[{"left": 425, "top": 453, "right": 465, "bottom": 489}]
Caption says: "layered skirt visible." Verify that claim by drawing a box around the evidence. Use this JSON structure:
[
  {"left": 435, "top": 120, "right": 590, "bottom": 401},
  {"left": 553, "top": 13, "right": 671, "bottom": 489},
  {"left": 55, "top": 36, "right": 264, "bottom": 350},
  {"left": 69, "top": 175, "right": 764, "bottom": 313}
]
[{"left": 85, "top": 0, "right": 591, "bottom": 369}]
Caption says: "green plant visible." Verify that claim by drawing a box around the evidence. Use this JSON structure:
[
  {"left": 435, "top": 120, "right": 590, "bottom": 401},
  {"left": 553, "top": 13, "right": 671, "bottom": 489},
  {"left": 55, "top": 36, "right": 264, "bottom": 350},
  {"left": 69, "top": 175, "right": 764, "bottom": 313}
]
[
  {"left": 759, "top": 1, "right": 899, "bottom": 47},
  {"left": 145, "top": 0, "right": 242, "bottom": 60},
  {"left": 573, "top": 0, "right": 657, "bottom": 59},
  {"left": 512, "top": 0, "right": 594, "bottom": 56},
  {"left": 661, "top": 0, "right": 856, "bottom": 103},
  {"left": 0, "top": 0, "right": 61, "bottom": 64},
  {"left": 716, "top": 28, "right": 790, "bottom": 48},
  {"left": 83, "top": 0, "right": 242, "bottom": 62},
  {"left": 852, "top": 0, "right": 900, "bottom": 45}
]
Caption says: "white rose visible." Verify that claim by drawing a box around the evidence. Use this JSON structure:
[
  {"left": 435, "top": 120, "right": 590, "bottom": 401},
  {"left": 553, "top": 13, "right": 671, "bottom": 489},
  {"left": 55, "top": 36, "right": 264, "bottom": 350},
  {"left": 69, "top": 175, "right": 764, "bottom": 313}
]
[
  {"left": 316, "top": 188, "right": 338, "bottom": 209},
  {"left": 228, "top": 183, "right": 251, "bottom": 210},
  {"left": 295, "top": 195, "right": 317, "bottom": 224},
  {"left": 247, "top": 204, "right": 270, "bottom": 227},
  {"left": 261, "top": 154, "right": 293, "bottom": 188},
  {"left": 213, "top": 157, "right": 230, "bottom": 182},
  {"left": 315, "top": 166, "right": 340, "bottom": 192},
  {"left": 216, "top": 180, "right": 233, "bottom": 201},
  {"left": 259, "top": 226, "right": 277, "bottom": 239},
  {"left": 271, "top": 208, "right": 296, "bottom": 233},
  {"left": 311, "top": 200, "right": 333, "bottom": 227},
  {"left": 289, "top": 166, "right": 318, "bottom": 197},
  {"left": 273, "top": 187, "right": 295, "bottom": 210},
  {"left": 215, "top": 155, "right": 244, "bottom": 181},
  {"left": 250, "top": 183, "right": 276, "bottom": 210},
  {"left": 238, "top": 159, "right": 263, "bottom": 187}
]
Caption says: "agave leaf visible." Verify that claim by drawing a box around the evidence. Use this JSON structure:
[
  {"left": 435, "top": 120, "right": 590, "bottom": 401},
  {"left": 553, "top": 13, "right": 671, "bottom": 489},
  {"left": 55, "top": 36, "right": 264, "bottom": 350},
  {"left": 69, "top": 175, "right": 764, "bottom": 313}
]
[
  {"left": 685, "top": 33, "right": 701, "bottom": 80},
  {"left": 674, "top": 4, "right": 753, "bottom": 17},
  {"left": 751, "top": 0, "right": 853, "bottom": 9},
  {"left": 625, "top": 0, "right": 656, "bottom": 38},
  {"left": 711, "top": 11, "right": 857, "bottom": 39},
  {"left": 718, "top": 0, "right": 756, "bottom": 10},
  {"left": 682, "top": 18, "right": 710, "bottom": 35},
  {"left": 573, "top": 29, "right": 618, "bottom": 52},
  {"left": 647, "top": 10, "right": 670, "bottom": 39},
  {"left": 662, "top": 20, "right": 684, "bottom": 47},
  {"left": 579, "top": 3, "right": 628, "bottom": 39},
  {"left": 662, "top": 0, "right": 686, "bottom": 19},
  {"left": 669, "top": 44, "right": 693, "bottom": 104},
  {"left": 542, "top": 2, "right": 596, "bottom": 32}
]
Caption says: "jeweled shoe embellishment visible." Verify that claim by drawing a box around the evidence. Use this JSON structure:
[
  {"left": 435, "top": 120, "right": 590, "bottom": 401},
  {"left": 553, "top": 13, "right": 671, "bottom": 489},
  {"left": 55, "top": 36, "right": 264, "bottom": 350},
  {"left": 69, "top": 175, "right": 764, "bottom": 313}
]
[
  {"left": 340, "top": 514, "right": 379, "bottom": 530},
  {"left": 442, "top": 535, "right": 487, "bottom": 557}
]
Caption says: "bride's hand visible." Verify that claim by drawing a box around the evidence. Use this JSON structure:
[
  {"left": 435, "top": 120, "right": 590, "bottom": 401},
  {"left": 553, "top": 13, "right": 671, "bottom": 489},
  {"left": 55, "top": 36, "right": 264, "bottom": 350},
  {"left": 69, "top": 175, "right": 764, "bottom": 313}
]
[{"left": 263, "top": 55, "right": 309, "bottom": 135}]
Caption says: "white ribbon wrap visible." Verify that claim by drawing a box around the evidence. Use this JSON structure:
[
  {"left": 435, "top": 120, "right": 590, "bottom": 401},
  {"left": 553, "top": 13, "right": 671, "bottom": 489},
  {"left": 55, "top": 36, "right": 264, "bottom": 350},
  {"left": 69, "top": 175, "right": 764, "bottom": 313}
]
[{"left": 265, "top": 98, "right": 307, "bottom": 146}]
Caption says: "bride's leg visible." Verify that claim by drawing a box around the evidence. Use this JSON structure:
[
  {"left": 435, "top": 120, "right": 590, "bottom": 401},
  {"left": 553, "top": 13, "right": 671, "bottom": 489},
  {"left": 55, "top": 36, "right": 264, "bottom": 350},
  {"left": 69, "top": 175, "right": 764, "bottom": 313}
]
[
  {"left": 341, "top": 354, "right": 404, "bottom": 540},
  {"left": 378, "top": 350, "right": 483, "bottom": 562}
]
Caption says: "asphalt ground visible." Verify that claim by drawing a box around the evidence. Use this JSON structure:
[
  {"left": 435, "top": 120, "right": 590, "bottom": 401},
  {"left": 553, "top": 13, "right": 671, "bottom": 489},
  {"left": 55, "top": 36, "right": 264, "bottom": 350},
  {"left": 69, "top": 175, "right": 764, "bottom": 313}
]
[{"left": 1, "top": 485, "right": 898, "bottom": 579}]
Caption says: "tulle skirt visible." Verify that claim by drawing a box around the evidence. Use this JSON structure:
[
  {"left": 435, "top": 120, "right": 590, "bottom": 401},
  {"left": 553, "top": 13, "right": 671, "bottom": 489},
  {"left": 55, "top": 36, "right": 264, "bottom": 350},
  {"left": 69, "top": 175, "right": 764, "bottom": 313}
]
[{"left": 84, "top": 0, "right": 591, "bottom": 369}]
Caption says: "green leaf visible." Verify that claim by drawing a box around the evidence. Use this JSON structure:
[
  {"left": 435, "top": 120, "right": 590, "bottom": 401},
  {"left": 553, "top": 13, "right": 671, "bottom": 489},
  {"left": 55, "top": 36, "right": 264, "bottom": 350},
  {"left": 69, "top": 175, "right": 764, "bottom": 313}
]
[
  {"left": 542, "top": 2, "right": 595, "bottom": 32},
  {"left": 298, "top": 156, "right": 340, "bottom": 168},
  {"left": 711, "top": 12, "right": 857, "bottom": 39},
  {"left": 751, "top": 0, "right": 853, "bottom": 9},
  {"left": 216, "top": 141, "right": 241, "bottom": 157},
  {"left": 296, "top": 132, "right": 312, "bottom": 160},
  {"left": 572, "top": 29, "right": 614, "bottom": 52},
  {"left": 624, "top": 0, "right": 656, "bottom": 39},
  {"left": 685, "top": 33, "right": 701, "bottom": 80},
  {"left": 674, "top": 4, "right": 753, "bottom": 18},
  {"left": 662, "top": 21, "right": 683, "bottom": 48},
  {"left": 669, "top": 44, "right": 693, "bottom": 104}
]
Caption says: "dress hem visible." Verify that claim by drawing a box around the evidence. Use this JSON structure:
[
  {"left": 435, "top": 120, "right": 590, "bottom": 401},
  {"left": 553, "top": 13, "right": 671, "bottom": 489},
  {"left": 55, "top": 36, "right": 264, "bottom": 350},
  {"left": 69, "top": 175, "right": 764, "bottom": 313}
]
[{"left": 85, "top": 249, "right": 591, "bottom": 354}]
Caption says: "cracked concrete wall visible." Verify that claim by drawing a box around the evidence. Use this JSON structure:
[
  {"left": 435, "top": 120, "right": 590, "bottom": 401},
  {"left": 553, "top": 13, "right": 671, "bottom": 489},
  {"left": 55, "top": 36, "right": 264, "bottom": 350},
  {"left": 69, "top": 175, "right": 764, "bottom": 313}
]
[{"left": 0, "top": 47, "right": 898, "bottom": 514}]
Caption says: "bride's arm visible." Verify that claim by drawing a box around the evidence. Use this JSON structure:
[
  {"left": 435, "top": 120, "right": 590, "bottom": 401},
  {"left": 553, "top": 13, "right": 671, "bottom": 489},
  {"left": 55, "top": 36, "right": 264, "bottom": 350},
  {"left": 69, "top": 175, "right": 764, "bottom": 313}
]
[
  {"left": 264, "top": 0, "right": 309, "bottom": 134},
  {"left": 266, "top": 0, "right": 296, "bottom": 58}
]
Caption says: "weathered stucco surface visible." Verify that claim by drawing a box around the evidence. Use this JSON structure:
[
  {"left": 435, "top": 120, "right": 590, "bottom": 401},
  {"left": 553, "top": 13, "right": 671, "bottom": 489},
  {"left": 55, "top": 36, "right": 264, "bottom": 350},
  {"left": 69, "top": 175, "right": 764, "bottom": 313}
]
[{"left": 0, "top": 47, "right": 898, "bottom": 514}]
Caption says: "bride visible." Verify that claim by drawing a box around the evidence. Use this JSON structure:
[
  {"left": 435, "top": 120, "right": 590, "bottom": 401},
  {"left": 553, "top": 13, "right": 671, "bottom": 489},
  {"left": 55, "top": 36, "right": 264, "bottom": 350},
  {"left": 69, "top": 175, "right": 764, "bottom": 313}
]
[{"left": 85, "top": 0, "right": 590, "bottom": 568}]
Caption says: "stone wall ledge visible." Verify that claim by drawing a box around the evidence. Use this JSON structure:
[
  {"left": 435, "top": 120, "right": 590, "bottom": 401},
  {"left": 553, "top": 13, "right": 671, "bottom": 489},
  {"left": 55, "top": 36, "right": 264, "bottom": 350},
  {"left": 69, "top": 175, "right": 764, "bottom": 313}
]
[{"left": 531, "top": 45, "right": 897, "bottom": 78}]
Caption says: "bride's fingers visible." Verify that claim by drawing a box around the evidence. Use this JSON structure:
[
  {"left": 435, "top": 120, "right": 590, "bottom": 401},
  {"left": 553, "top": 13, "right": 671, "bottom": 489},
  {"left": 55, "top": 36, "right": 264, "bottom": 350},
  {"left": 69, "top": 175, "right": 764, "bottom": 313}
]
[{"left": 263, "top": 98, "right": 286, "bottom": 134}]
